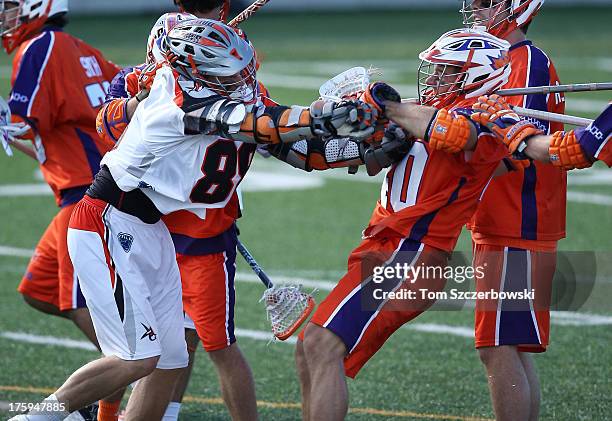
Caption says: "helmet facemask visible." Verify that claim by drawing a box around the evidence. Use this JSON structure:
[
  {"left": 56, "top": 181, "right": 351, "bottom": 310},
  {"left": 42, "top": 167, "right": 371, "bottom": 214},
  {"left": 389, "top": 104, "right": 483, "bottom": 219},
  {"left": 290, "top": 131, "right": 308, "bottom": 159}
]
[
  {"left": 418, "top": 61, "right": 467, "bottom": 107},
  {"left": 0, "top": 1, "right": 21, "bottom": 36},
  {"left": 181, "top": 54, "right": 258, "bottom": 103},
  {"left": 461, "top": 0, "right": 515, "bottom": 35}
]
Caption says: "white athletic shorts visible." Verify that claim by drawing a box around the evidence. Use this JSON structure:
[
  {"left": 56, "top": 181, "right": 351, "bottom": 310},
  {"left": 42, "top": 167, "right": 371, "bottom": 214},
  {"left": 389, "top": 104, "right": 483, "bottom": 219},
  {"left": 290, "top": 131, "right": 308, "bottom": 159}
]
[{"left": 67, "top": 196, "right": 188, "bottom": 369}]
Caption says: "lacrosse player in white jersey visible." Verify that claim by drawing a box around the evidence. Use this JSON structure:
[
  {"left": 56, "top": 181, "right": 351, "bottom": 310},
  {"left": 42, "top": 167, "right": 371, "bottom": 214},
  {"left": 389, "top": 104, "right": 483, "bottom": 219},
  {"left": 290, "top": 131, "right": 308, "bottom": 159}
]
[{"left": 8, "top": 18, "right": 378, "bottom": 421}]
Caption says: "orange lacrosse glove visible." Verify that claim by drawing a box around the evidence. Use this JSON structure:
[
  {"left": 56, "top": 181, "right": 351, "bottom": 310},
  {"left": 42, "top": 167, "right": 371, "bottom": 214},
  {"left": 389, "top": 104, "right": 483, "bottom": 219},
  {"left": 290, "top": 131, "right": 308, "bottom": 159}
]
[{"left": 471, "top": 94, "right": 543, "bottom": 156}]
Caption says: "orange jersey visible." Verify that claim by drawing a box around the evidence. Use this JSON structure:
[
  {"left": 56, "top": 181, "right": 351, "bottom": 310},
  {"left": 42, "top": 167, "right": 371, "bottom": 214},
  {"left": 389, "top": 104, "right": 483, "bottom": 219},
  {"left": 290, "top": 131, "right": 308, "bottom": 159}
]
[
  {"left": 469, "top": 41, "right": 567, "bottom": 247},
  {"left": 97, "top": 65, "right": 275, "bottom": 241},
  {"left": 363, "top": 100, "right": 509, "bottom": 252},
  {"left": 9, "top": 27, "right": 120, "bottom": 206}
]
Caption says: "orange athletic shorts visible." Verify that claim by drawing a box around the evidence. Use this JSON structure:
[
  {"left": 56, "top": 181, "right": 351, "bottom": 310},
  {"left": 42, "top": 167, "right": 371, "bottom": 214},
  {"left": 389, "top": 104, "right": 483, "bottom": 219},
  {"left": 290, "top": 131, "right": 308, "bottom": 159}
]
[
  {"left": 18, "top": 203, "right": 85, "bottom": 311},
  {"left": 473, "top": 243, "right": 555, "bottom": 353},
  {"left": 177, "top": 237, "right": 237, "bottom": 352},
  {"left": 301, "top": 236, "right": 448, "bottom": 378}
]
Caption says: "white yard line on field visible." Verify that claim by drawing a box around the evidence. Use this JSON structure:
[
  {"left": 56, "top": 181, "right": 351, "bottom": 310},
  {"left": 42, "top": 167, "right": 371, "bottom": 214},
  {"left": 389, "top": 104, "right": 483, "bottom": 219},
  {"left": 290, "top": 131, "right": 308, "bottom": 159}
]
[{"left": 566, "top": 191, "right": 612, "bottom": 206}]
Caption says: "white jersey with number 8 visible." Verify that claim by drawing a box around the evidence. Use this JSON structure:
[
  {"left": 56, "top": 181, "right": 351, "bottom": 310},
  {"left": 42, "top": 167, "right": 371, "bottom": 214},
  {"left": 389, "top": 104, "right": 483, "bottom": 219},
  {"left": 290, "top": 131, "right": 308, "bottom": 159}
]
[{"left": 101, "top": 67, "right": 257, "bottom": 218}]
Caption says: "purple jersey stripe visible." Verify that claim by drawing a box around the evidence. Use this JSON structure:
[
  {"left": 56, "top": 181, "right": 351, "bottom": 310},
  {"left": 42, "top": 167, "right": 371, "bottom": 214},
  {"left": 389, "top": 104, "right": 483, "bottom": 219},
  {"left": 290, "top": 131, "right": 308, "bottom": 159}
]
[
  {"left": 519, "top": 44, "right": 552, "bottom": 241},
  {"left": 498, "top": 248, "right": 540, "bottom": 346},
  {"left": 225, "top": 247, "right": 237, "bottom": 345},
  {"left": 75, "top": 128, "right": 103, "bottom": 178},
  {"left": 8, "top": 31, "right": 54, "bottom": 119},
  {"left": 521, "top": 164, "right": 538, "bottom": 240},
  {"left": 408, "top": 177, "right": 467, "bottom": 242}
]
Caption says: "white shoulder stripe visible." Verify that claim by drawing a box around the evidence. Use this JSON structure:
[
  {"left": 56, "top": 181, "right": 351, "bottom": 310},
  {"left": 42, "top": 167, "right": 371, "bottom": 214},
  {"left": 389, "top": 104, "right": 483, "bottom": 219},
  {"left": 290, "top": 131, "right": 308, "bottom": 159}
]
[
  {"left": 26, "top": 31, "right": 56, "bottom": 117},
  {"left": 595, "top": 134, "right": 611, "bottom": 159}
]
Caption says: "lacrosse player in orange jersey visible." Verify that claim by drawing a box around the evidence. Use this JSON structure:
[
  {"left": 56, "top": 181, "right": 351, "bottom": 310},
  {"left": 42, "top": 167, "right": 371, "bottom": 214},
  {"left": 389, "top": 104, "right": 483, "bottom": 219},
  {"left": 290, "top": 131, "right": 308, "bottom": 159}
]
[
  {"left": 0, "top": 1, "right": 124, "bottom": 419},
  {"left": 296, "top": 29, "right": 521, "bottom": 421},
  {"left": 471, "top": 95, "right": 612, "bottom": 169},
  {"left": 461, "top": 2, "right": 566, "bottom": 419}
]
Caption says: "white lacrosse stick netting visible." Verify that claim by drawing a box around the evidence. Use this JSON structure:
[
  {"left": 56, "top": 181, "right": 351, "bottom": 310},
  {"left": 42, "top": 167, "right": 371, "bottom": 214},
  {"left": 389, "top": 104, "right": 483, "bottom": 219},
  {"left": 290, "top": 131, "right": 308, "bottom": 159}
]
[
  {"left": 319, "top": 66, "right": 372, "bottom": 102},
  {"left": 0, "top": 96, "right": 29, "bottom": 157},
  {"left": 260, "top": 285, "right": 315, "bottom": 341}
]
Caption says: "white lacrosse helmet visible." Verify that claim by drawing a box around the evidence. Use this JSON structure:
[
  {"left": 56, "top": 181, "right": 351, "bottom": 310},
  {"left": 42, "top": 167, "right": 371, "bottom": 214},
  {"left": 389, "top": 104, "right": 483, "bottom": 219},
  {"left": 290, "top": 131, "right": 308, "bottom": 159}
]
[
  {"left": 1, "top": 0, "right": 67, "bottom": 53},
  {"left": 417, "top": 28, "right": 511, "bottom": 108},
  {"left": 166, "top": 18, "right": 257, "bottom": 102},
  {"left": 461, "top": 0, "right": 545, "bottom": 38},
  {"left": 146, "top": 12, "right": 196, "bottom": 64}
]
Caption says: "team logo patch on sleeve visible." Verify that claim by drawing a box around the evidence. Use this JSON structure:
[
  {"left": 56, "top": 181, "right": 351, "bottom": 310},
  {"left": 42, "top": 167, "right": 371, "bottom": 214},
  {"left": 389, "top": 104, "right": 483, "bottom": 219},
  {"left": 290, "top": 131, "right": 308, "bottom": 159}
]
[{"left": 117, "top": 232, "right": 134, "bottom": 253}]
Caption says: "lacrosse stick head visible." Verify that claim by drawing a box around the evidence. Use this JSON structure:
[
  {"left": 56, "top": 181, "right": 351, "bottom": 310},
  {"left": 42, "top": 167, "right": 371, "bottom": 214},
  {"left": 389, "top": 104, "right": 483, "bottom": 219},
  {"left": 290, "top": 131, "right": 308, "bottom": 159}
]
[
  {"left": 0, "top": 96, "right": 13, "bottom": 156},
  {"left": 260, "top": 285, "right": 315, "bottom": 341},
  {"left": 319, "top": 67, "right": 372, "bottom": 102}
]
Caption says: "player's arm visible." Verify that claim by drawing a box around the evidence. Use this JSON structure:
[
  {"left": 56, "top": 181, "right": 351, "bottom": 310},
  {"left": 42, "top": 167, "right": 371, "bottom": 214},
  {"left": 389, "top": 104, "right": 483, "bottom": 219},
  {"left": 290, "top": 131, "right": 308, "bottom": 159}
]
[
  {"left": 182, "top": 98, "right": 378, "bottom": 145},
  {"left": 470, "top": 94, "right": 602, "bottom": 170},
  {"left": 96, "top": 64, "right": 154, "bottom": 143},
  {"left": 360, "top": 82, "right": 478, "bottom": 153}
]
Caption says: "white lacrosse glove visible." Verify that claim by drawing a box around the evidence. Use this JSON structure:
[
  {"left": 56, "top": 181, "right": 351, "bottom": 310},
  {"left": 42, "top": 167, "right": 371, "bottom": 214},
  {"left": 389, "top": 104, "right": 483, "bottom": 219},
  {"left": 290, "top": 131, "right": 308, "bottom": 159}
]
[{"left": 309, "top": 99, "right": 378, "bottom": 140}]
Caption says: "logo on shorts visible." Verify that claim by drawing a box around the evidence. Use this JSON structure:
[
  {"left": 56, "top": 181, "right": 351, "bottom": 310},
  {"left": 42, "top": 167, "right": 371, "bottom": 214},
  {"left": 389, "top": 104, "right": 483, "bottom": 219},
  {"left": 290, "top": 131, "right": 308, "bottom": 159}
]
[
  {"left": 140, "top": 323, "right": 157, "bottom": 341},
  {"left": 117, "top": 232, "right": 134, "bottom": 253}
]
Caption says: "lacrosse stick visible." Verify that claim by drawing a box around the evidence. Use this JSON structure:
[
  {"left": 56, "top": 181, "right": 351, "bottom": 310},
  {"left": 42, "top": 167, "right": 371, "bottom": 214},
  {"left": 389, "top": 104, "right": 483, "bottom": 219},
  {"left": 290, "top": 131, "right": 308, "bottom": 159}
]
[
  {"left": 228, "top": 0, "right": 271, "bottom": 27},
  {"left": 237, "top": 239, "right": 315, "bottom": 341},
  {"left": 513, "top": 106, "right": 594, "bottom": 127},
  {"left": 219, "top": 0, "right": 231, "bottom": 22},
  {"left": 497, "top": 82, "right": 612, "bottom": 96}
]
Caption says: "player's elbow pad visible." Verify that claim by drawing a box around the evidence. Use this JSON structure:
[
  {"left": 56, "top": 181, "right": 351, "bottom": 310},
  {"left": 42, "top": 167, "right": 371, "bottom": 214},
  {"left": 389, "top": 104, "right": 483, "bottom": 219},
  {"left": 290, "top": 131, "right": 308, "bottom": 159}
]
[
  {"left": 183, "top": 98, "right": 248, "bottom": 137},
  {"left": 548, "top": 130, "right": 593, "bottom": 170},
  {"left": 424, "top": 109, "right": 471, "bottom": 153}
]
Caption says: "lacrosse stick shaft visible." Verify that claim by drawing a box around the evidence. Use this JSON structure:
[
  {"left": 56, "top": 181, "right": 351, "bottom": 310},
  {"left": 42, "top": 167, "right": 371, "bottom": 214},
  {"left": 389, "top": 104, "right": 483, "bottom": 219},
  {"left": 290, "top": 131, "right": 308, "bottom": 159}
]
[
  {"left": 237, "top": 240, "right": 274, "bottom": 288},
  {"left": 219, "top": 0, "right": 231, "bottom": 22},
  {"left": 497, "top": 82, "right": 612, "bottom": 96},
  {"left": 512, "top": 106, "right": 594, "bottom": 127},
  {"left": 228, "top": 0, "right": 271, "bottom": 27}
]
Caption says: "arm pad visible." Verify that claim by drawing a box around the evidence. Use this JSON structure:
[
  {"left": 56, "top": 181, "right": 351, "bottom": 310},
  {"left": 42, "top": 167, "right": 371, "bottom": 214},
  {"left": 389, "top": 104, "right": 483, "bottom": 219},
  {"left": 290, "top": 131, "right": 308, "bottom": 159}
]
[
  {"left": 425, "top": 109, "right": 471, "bottom": 153},
  {"left": 549, "top": 130, "right": 593, "bottom": 170},
  {"left": 96, "top": 99, "right": 130, "bottom": 143}
]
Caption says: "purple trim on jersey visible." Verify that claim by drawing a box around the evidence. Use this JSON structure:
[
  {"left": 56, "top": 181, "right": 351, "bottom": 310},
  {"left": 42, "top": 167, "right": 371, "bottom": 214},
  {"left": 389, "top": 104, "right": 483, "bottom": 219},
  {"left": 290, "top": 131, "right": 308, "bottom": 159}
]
[
  {"left": 521, "top": 165, "right": 538, "bottom": 240},
  {"left": 498, "top": 247, "right": 541, "bottom": 346},
  {"left": 75, "top": 277, "right": 87, "bottom": 309},
  {"left": 523, "top": 45, "right": 551, "bottom": 134},
  {"left": 324, "top": 238, "right": 423, "bottom": 353},
  {"left": 519, "top": 44, "right": 552, "bottom": 241},
  {"left": 8, "top": 30, "right": 53, "bottom": 119},
  {"left": 224, "top": 246, "right": 237, "bottom": 345},
  {"left": 171, "top": 224, "right": 238, "bottom": 256},
  {"left": 577, "top": 104, "right": 612, "bottom": 159},
  {"left": 75, "top": 128, "right": 103, "bottom": 177},
  {"left": 59, "top": 185, "right": 89, "bottom": 208},
  {"left": 408, "top": 177, "right": 467, "bottom": 242}
]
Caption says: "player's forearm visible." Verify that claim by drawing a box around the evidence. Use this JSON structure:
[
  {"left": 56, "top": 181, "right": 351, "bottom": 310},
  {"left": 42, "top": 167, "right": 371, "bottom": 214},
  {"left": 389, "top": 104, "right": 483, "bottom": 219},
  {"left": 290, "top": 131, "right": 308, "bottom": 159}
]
[
  {"left": 10, "top": 139, "right": 38, "bottom": 161},
  {"left": 523, "top": 135, "right": 554, "bottom": 163},
  {"left": 385, "top": 102, "right": 434, "bottom": 139}
]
